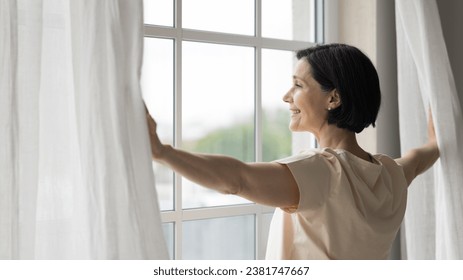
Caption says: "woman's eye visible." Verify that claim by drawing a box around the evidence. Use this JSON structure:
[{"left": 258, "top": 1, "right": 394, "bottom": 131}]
[{"left": 295, "top": 84, "right": 302, "bottom": 88}]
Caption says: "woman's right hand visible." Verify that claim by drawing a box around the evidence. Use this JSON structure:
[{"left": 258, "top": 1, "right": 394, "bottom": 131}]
[{"left": 145, "top": 105, "right": 165, "bottom": 160}]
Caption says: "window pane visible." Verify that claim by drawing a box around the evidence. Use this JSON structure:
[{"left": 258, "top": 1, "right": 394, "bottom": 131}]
[
  {"left": 143, "top": 0, "right": 174, "bottom": 27},
  {"left": 262, "top": 0, "right": 315, "bottom": 41},
  {"left": 182, "top": 41, "right": 254, "bottom": 209},
  {"left": 183, "top": 215, "right": 254, "bottom": 259},
  {"left": 262, "top": 49, "right": 294, "bottom": 161},
  {"left": 162, "top": 222, "right": 174, "bottom": 259},
  {"left": 260, "top": 212, "right": 274, "bottom": 258},
  {"left": 183, "top": 0, "right": 254, "bottom": 35},
  {"left": 142, "top": 38, "right": 174, "bottom": 211}
]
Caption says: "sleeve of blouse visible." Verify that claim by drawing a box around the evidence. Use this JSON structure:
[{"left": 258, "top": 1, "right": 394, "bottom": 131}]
[{"left": 275, "top": 150, "right": 337, "bottom": 214}]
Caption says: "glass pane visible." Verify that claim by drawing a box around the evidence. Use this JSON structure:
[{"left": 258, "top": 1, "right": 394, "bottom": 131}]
[
  {"left": 260, "top": 212, "right": 274, "bottom": 258},
  {"left": 183, "top": 215, "right": 255, "bottom": 259},
  {"left": 162, "top": 223, "right": 174, "bottom": 259},
  {"left": 262, "top": 49, "right": 294, "bottom": 161},
  {"left": 141, "top": 38, "right": 174, "bottom": 211},
  {"left": 182, "top": 41, "right": 254, "bottom": 209},
  {"left": 143, "top": 0, "right": 174, "bottom": 27},
  {"left": 262, "top": 0, "right": 315, "bottom": 41},
  {"left": 183, "top": 0, "right": 254, "bottom": 35}
]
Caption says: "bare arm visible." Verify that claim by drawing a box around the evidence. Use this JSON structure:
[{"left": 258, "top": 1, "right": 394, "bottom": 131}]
[
  {"left": 146, "top": 109, "right": 299, "bottom": 208},
  {"left": 395, "top": 109, "right": 440, "bottom": 186}
]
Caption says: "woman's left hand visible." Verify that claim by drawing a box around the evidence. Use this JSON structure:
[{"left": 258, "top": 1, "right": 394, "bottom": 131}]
[
  {"left": 145, "top": 105, "right": 165, "bottom": 160},
  {"left": 427, "top": 107, "right": 437, "bottom": 144}
]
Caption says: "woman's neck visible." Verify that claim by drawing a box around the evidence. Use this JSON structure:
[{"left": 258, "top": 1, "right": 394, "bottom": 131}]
[{"left": 315, "top": 125, "right": 372, "bottom": 161}]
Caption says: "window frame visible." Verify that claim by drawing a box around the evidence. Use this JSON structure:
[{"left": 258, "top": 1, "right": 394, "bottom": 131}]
[{"left": 143, "top": 0, "right": 323, "bottom": 260}]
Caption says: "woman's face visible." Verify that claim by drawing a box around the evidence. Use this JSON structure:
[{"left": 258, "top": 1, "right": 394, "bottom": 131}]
[{"left": 283, "top": 59, "right": 330, "bottom": 133}]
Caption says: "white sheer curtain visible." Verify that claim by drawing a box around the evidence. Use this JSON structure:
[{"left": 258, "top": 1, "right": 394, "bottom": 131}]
[
  {"left": 396, "top": 0, "right": 463, "bottom": 259},
  {"left": 0, "top": 0, "right": 167, "bottom": 259}
]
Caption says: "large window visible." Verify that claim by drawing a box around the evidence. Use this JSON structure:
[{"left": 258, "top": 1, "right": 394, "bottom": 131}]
[{"left": 142, "top": 0, "right": 322, "bottom": 259}]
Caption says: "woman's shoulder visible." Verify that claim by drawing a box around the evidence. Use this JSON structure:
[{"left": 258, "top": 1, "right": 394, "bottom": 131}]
[
  {"left": 373, "top": 153, "right": 403, "bottom": 170},
  {"left": 275, "top": 148, "right": 333, "bottom": 165},
  {"left": 275, "top": 147, "right": 405, "bottom": 174}
]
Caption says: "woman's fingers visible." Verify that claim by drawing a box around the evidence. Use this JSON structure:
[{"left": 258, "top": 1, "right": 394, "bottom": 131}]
[
  {"left": 427, "top": 106, "right": 437, "bottom": 142},
  {"left": 144, "top": 106, "right": 165, "bottom": 159},
  {"left": 146, "top": 111, "right": 157, "bottom": 135}
]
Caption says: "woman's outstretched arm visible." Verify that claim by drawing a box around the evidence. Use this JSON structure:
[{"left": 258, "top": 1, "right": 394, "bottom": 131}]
[
  {"left": 146, "top": 109, "right": 299, "bottom": 208},
  {"left": 395, "top": 109, "right": 440, "bottom": 186}
]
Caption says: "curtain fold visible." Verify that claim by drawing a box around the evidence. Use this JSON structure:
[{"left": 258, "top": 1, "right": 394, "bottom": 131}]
[
  {"left": 0, "top": 0, "right": 19, "bottom": 259},
  {"left": 396, "top": 0, "right": 463, "bottom": 259},
  {"left": 0, "top": 0, "right": 167, "bottom": 259}
]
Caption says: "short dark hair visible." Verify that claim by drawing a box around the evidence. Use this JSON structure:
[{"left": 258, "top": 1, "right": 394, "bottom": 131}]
[{"left": 296, "top": 44, "right": 381, "bottom": 133}]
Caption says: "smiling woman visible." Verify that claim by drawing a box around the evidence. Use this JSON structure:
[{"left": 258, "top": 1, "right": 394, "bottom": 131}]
[
  {"left": 284, "top": 59, "right": 334, "bottom": 134},
  {"left": 145, "top": 43, "right": 440, "bottom": 259},
  {"left": 294, "top": 45, "right": 381, "bottom": 135}
]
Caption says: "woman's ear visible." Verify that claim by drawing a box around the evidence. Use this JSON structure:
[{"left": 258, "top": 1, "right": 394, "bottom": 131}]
[{"left": 328, "top": 89, "right": 341, "bottom": 109}]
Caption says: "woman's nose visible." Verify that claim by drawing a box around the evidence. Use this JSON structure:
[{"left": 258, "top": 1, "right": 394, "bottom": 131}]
[{"left": 282, "top": 89, "right": 292, "bottom": 103}]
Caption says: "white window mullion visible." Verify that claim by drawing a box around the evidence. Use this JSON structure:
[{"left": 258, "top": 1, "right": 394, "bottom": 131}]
[
  {"left": 143, "top": 25, "right": 177, "bottom": 39},
  {"left": 254, "top": 54, "right": 262, "bottom": 162},
  {"left": 315, "top": 0, "right": 325, "bottom": 43},
  {"left": 254, "top": 0, "right": 263, "bottom": 260},
  {"left": 143, "top": 26, "right": 313, "bottom": 51},
  {"left": 182, "top": 29, "right": 258, "bottom": 47},
  {"left": 254, "top": 0, "right": 262, "bottom": 164},
  {"left": 173, "top": 0, "right": 183, "bottom": 261},
  {"left": 182, "top": 204, "right": 262, "bottom": 220}
]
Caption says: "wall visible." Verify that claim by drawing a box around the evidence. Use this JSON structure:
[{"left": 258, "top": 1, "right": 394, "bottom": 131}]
[{"left": 437, "top": 0, "right": 463, "bottom": 107}]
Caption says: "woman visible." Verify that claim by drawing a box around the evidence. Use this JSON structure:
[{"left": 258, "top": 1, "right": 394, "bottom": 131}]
[{"left": 145, "top": 44, "right": 439, "bottom": 259}]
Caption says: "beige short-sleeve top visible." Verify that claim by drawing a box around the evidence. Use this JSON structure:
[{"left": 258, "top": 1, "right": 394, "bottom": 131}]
[{"left": 265, "top": 148, "right": 408, "bottom": 259}]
